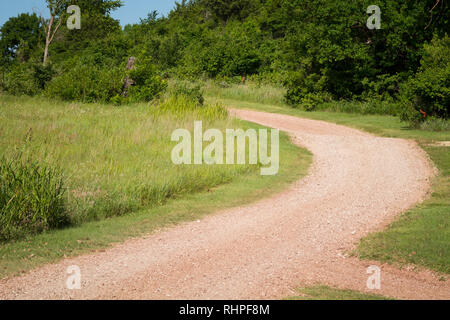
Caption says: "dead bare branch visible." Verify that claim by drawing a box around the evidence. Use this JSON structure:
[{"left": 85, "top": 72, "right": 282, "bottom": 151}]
[{"left": 425, "top": 0, "right": 443, "bottom": 30}]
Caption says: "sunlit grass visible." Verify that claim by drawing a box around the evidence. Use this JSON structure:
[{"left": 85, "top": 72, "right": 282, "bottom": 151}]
[
  {"left": 0, "top": 94, "right": 254, "bottom": 226},
  {"left": 0, "top": 93, "right": 312, "bottom": 277},
  {"left": 358, "top": 145, "right": 450, "bottom": 274},
  {"left": 287, "top": 286, "right": 393, "bottom": 300},
  {"left": 190, "top": 79, "right": 286, "bottom": 106}
]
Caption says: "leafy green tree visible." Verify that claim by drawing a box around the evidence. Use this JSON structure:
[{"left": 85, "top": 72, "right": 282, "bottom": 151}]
[
  {"left": 41, "top": 0, "right": 122, "bottom": 65},
  {"left": 61, "top": 0, "right": 122, "bottom": 45},
  {"left": 401, "top": 34, "right": 450, "bottom": 123},
  {"left": 282, "top": 0, "right": 449, "bottom": 104},
  {"left": 0, "top": 13, "right": 43, "bottom": 65},
  {"left": 1, "top": 0, "right": 449, "bottom": 120},
  {"left": 200, "top": 0, "right": 260, "bottom": 22}
]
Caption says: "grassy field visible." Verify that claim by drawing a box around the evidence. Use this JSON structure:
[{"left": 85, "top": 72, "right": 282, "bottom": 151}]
[
  {"left": 204, "top": 83, "right": 449, "bottom": 275},
  {"left": 0, "top": 94, "right": 250, "bottom": 227},
  {"left": 0, "top": 94, "right": 311, "bottom": 277},
  {"left": 287, "top": 286, "right": 393, "bottom": 300},
  {"left": 202, "top": 80, "right": 286, "bottom": 106}
]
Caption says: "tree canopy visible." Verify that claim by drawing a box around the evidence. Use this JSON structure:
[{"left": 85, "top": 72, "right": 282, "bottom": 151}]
[{"left": 0, "top": 0, "right": 448, "bottom": 120}]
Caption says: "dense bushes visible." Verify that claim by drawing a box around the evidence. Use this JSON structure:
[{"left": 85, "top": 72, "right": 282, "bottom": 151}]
[
  {"left": 176, "top": 19, "right": 264, "bottom": 78},
  {"left": 400, "top": 34, "right": 450, "bottom": 125},
  {"left": 278, "top": 1, "right": 448, "bottom": 122},
  {"left": 168, "top": 81, "right": 205, "bottom": 105},
  {"left": 0, "top": 156, "right": 68, "bottom": 241},
  {"left": 0, "top": 62, "right": 53, "bottom": 96},
  {"left": 1, "top": 56, "right": 168, "bottom": 105},
  {"left": 3, "top": 55, "right": 168, "bottom": 104},
  {"left": 45, "top": 57, "right": 125, "bottom": 103},
  {"left": 284, "top": 70, "right": 330, "bottom": 110},
  {"left": 0, "top": 0, "right": 448, "bottom": 126},
  {"left": 126, "top": 57, "right": 168, "bottom": 102},
  {"left": 283, "top": 0, "right": 448, "bottom": 101}
]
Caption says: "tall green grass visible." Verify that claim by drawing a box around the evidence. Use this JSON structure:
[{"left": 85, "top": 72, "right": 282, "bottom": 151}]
[
  {"left": 198, "top": 80, "right": 287, "bottom": 106},
  {"left": 419, "top": 117, "right": 450, "bottom": 132},
  {"left": 0, "top": 120, "right": 311, "bottom": 278},
  {"left": 313, "top": 100, "right": 402, "bottom": 116},
  {"left": 0, "top": 94, "right": 257, "bottom": 239},
  {"left": 0, "top": 155, "right": 68, "bottom": 241}
]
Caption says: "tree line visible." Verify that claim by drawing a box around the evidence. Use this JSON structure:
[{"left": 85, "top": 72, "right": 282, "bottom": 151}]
[{"left": 0, "top": 0, "right": 448, "bottom": 123}]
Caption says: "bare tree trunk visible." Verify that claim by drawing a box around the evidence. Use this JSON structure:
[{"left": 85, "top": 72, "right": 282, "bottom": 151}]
[
  {"left": 426, "top": 0, "right": 443, "bottom": 29},
  {"left": 43, "top": 15, "right": 54, "bottom": 66},
  {"left": 42, "top": 13, "right": 62, "bottom": 66}
]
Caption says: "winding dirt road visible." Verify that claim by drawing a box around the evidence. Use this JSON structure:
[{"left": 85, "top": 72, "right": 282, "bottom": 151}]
[{"left": 1, "top": 109, "right": 448, "bottom": 300}]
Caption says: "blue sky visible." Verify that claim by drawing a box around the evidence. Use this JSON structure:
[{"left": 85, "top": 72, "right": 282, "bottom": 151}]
[{"left": 0, "top": 0, "right": 178, "bottom": 27}]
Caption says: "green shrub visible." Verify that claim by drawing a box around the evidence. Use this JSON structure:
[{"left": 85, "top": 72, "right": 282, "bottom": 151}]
[
  {"left": 179, "top": 21, "right": 262, "bottom": 78},
  {"left": 45, "top": 57, "right": 125, "bottom": 103},
  {"left": 361, "top": 74, "right": 406, "bottom": 102},
  {"left": 46, "top": 56, "right": 167, "bottom": 104},
  {"left": 1, "top": 62, "right": 53, "bottom": 96},
  {"left": 126, "top": 57, "right": 168, "bottom": 102},
  {"left": 168, "top": 81, "right": 204, "bottom": 105},
  {"left": 32, "top": 64, "right": 55, "bottom": 90},
  {"left": 401, "top": 34, "right": 450, "bottom": 124},
  {"left": 110, "top": 94, "right": 124, "bottom": 106},
  {"left": 284, "top": 71, "right": 329, "bottom": 109},
  {"left": 0, "top": 156, "right": 68, "bottom": 241},
  {"left": 419, "top": 117, "right": 450, "bottom": 132}
]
